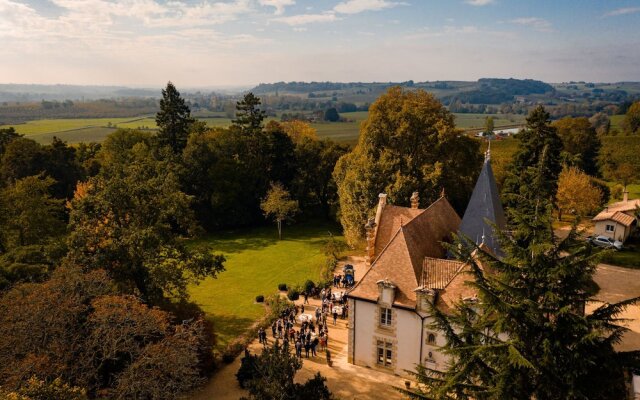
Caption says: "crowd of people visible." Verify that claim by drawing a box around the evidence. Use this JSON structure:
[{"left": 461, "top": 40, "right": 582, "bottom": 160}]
[{"left": 256, "top": 286, "right": 350, "bottom": 363}]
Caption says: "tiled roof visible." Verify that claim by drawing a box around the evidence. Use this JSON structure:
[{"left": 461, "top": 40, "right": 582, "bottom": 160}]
[
  {"left": 606, "top": 199, "right": 640, "bottom": 214},
  {"left": 348, "top": 197, "right": 461, "bottom": 308},
  {"left": 374, "top": 205, "right": 423, "bottom": 256},
  {"left": 421, "top": 257, "right": 466, "bottom": 289},
  {"left": 593, "top": 210, "right": 636, "bottom": 227}
]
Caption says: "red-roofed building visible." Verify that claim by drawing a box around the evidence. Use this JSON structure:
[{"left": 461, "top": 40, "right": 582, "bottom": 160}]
[{"left": 346, "top": 153, "right": 505, "bottom": 376}]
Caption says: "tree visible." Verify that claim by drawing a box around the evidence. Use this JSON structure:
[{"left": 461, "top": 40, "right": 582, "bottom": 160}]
[
  {"left": 156, "top": 82, "right": 195, "bottom": 153},
  {"left": 556, "top": 166, "right": 602, "bottom": 220},
  {"left": 239, "top": 342, "right": 332, "bottom": 400},
  {"left": 624, "top": 100, "right": 640, "bottom": 134},
  {"left": 261, "top": 182, "right": 299, "bottom": 240},
  {"left": 324, "top": 107, "right": 340, "bottom": 122},
  {"left": 403, "top": 169, "right": 639, "bottom": 399},
  {"left": 0, "top": 138, "right": 45, "bottom": 184},
  {"left": 65, "top": 144, "right": 224, "bottom": 304},
  {"left": 503, "top": 105, "right": 563, "bottom": 210},
  {"left": 552, "top": 116, "right": 601, "bottom": 176},
  {"left": 278, "top": 120, "right": 318, "bottom": 144},
  {"left": 484, "top": 116, "right": 494, "bottom": 136},
  {"left": 0, "top": 266, "right": 212, "bottom": 398},
  {"left": 0, "top": 127, "right": 21, "bottom": 156},
  {"left": 334, "top": 87, "right": 481, "bottom": 245},
  {"left": 0, "top": 174, "right": 65, "bottom": 249},
  {"left": 589, "top": 112, "right": 610, "bottom": 136},
  {"left": 0, "top": 377, "right": 88, "bottom": 400},
  {"left": 233, "top": 92, "right": 266, "bottom": 135}
]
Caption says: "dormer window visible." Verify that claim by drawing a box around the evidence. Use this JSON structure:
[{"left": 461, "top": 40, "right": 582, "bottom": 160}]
[
  {"left": 377, "top": 279, "right": 396, "bottom": 307},
  {"left": 415, "top": 287, "right": 437, "bottom": 313}
]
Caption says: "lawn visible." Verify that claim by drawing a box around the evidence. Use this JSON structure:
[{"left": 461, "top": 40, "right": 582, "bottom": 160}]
[{"left": 187, "top": 221, "right": 343, "bottom": 350}]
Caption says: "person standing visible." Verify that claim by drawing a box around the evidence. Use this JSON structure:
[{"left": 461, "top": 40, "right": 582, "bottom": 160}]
[{"left": 332, "top": 309, "right": 338, "bottom": 325}]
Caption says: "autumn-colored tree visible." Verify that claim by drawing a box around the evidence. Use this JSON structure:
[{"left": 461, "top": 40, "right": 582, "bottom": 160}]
[
  {"left": 279, "top": 120, "right": 318, "bottom": 144},
  {"left": 556, "top": 166, "right": 602, "bottom": 220},
  {"left": 484, "top": 116, "right": 494, "bottom": 135},
  {"left": 624, "top": 100, "right": 640, "bottom": 134},
  {"left": 261, "top": 182, "right": 299, "bottom": 240},
  {"left": 0, "top": 266, "right": 211, "bottom": 398},
  {"left": 334, "top": 87, "right": 481, "bottom": 245}
]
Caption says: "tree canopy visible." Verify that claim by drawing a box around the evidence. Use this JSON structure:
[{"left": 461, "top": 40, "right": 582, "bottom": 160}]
[
  {"left": 334, "top": 86, "right": 482, "bottom": 245},
  {"left": 261, "top": 182, "right": 299, "bottom": 240}
]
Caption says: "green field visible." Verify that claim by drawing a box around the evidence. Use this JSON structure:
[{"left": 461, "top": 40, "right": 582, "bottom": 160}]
[
  {"left": 187, "top": 221, "right": 342, "bottom": 350},
  {"left": 2, "top": 111, "right": 526, "bottom": 145}
]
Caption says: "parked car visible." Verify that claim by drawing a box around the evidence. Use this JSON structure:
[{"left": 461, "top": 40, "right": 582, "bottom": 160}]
[{"left": 587, "top": 235, "right": 623, "bottom": 250}]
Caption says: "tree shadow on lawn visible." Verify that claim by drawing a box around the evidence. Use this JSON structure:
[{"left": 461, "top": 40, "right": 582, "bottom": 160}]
[
  {"left": 191, "top": 222, "right": 343, "bottom": 255},
  {"left": 207, "top": 313, "right": 258, "bottom": 350}
]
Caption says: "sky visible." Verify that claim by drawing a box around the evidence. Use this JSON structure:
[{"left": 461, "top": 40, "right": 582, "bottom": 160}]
[{"left": 1, "top": 0, "right": 639, "bottom": 87}]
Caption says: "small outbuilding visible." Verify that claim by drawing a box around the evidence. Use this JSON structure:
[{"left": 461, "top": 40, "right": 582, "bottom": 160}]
[{"left": 592, "top": 191, "right": 639, "bottom": 243}]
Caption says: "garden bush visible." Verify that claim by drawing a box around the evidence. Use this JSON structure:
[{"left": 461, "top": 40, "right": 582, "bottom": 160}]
[
  {"left": 303, "top": 279, "right": 316, "bottom": 294},
  {"left": 255, "top": 295, "right": 264, "bottom": 303},
  {"left": 287, "top": 287, "right": 300, "bottom": 301},
  {"left": 278, "top": 283, "right": 288, "bottom": 291}
]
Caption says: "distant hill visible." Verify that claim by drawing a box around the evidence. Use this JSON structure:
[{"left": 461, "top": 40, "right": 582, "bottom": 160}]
[{"left": 0, "top": 84, "right": 159, "bottom": 102}]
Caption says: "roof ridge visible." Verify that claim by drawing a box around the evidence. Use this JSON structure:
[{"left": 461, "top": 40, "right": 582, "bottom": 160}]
[{"left": 401, "top": 196, "right": 449, "bottom": 230}]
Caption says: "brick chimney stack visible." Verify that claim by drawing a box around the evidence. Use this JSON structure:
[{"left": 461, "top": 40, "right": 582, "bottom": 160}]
[{"left": 365, "top": 218, "right": 377, "bottom": 265}]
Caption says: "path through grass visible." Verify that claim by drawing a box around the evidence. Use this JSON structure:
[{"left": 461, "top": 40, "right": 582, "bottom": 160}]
[{"left": 187, "top": 221, "right": 343, "bottom": 350}]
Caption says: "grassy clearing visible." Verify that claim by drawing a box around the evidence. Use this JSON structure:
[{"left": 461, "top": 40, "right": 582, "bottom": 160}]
[
  {"left": 187, "top": 221, "right": 343, "bottom": 350},
  {"left": 1, "top": 117, "right": 145, "bottom": 135}
]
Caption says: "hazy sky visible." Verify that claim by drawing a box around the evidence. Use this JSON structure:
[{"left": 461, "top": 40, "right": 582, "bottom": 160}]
[{"left": 1, "top": 0, "right": 639, "bottom": 87}]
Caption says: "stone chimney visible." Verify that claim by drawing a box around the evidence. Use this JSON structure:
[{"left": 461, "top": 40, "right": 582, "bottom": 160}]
[
  {"left": 365, "top": 218, "right": 377, "bottom": 265},
  {"left": 410, "top": 191, "right": 419, "bottom": 209},
  {"left": 623, "top": 190, "right": 629, "bottom": 203}
]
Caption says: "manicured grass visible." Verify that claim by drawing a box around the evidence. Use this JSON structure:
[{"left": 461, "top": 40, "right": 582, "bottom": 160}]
[
  {"left": 187, "top": 221, "right": 343, "bottom": 350},
  {"left": 2, "top": 117, "right": 150, "bottom": 135},
  {"left": 600, "top": 236, "right": 640, "bottom": 268}
]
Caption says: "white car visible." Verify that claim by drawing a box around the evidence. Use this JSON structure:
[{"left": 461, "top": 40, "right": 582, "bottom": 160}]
[{"left": 588, "top": 235, "right": 623, "bottom": 251}]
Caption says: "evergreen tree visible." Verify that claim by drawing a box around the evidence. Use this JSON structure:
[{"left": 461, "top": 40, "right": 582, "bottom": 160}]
[
  {"left": 402, "top": 153, "right": 640, "bottom": 400},
  {"left": 239, "top": 342, "right": 332, "bottom": 400},
  {"left": 233, "top": 92, "right": 266, "bottom": 135},
  {"left": 503, "top": 105, "right": 562, "bottom": 209},
  {"left": 155, "top": 82, "right": 194, "bottom": 153}
]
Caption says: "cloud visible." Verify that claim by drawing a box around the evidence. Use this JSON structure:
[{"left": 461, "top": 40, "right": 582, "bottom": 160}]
[
  {"left": 465, "top": 0, "right": 494, "bottom": 6},
  {"left": 333, "top": 0, "right": 405, "bottom": 15},
  {"left": 271, "top": 12, "right": 339, "bottom": 26},
  {"left": 509, "top": 17, "right": 552, "bottom": 32},
  {"left": 258, "top": 0, "right": 295, "bottom": 15},
  {"left": 603, "top": 7, "right": 640, "bottom": 17}
]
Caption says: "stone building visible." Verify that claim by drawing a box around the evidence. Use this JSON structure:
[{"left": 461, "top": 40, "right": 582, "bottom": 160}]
[{"left": 346, "top": 152, "right": 505, "bottom": 375}]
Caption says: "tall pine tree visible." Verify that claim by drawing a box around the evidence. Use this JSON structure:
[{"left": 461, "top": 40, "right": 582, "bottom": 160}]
[
  {"left": 402, "top": 125, "right": 640, "bottom": 399},
  {"left": 503, "top": 105, "right": 562, "bottom": 209},
  {"left": 233, "top": 92, "right": 266, "bottom": 135},
  {"left": 155, "top": 82, "right": 194, "bottom": 153}
]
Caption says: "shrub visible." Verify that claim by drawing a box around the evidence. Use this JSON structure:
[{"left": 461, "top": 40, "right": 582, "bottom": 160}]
[
  {"left": 255, "top": 295, "right": 264, "bottom": 303},
  {"left": 303, "top": 280, "right": 315, "bottom": 294},
  {"left": 278, "top": 283, "right": 288, "bottom": 291},
  {"left": 236, "top": 353, "right": 258, "bottom": 389},
  {"left": 222, "top": 342, "right": 244, "bottom": 364},
  {"left": 287, "top": 287, "right": 300, "bottom": 301}
]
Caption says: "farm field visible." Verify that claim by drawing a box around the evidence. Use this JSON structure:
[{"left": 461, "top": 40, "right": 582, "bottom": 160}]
[
  {"left": 187, "top": 221, "right": 343, "bottom": 351},
  {"left": 3, "top": 111, "right": 526, "bottom": 145}
]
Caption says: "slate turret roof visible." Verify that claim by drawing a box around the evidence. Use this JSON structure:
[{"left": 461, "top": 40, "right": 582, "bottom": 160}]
[{"left": 458, "top": 150, "right": 506, "bottom": 256}]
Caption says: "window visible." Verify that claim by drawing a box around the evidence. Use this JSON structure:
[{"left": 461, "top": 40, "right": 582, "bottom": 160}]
[
  {"left": 379, "top": 307, "right": 392, "bottom": 327},
  {"left": 605, "top": 224, "right": 615, "bottom": 232},
  {"left": 377, "top": 340, "right": 393, "bottom": 367},
  {"left": 427, "top": 333, "right": 436, "bottom": 345}
]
